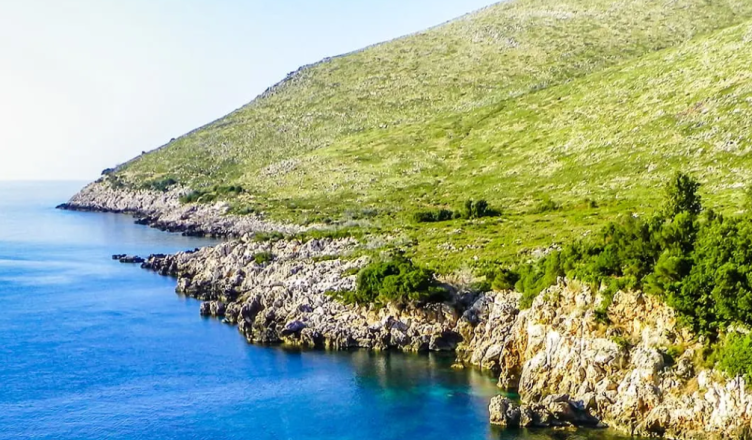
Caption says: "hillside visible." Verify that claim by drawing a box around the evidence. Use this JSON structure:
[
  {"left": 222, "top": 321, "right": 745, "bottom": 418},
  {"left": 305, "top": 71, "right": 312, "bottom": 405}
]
[{"left": 99, "top": 0, "right": 752, "bottom": 271}]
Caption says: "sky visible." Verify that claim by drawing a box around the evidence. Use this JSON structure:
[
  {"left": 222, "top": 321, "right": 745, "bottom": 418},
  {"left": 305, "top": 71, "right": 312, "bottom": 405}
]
[{"left": 0, "top": 0, "right": 496, "bottom": 181}]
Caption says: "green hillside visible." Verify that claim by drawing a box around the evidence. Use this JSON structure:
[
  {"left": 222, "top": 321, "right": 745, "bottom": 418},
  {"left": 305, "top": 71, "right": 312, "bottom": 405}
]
[{"left": 107, "top": 0, "right": 752, "bottom": 271}]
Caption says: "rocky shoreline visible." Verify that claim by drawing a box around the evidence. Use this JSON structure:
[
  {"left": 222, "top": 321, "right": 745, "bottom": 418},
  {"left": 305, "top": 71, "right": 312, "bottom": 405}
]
[
  {"left": 61, "top": 183, "right": 752, "bottom": 439},
  {"left": 58, "top": 181, "right": 304, "bottom": 237},
  {"left": 139, "top": 237, "right": 464, "bottom": 352}
]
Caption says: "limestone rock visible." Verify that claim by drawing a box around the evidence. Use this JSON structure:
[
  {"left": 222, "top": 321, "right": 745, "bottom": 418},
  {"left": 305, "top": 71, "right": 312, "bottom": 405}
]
[{"left": 488, "top": 396, "right": 521, "bottom": 428}]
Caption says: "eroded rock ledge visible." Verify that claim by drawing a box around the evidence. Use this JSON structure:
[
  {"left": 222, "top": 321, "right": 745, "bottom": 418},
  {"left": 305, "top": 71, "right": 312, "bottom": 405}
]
[{"left": 58, "top": 181, "right": 303, "bottom": 237}]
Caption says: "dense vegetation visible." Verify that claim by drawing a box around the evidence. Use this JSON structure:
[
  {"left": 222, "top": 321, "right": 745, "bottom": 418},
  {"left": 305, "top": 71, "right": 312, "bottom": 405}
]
[
  {"left": 506, "top": 174, "right": 749, "bottom": 334},
  {"left": 413, "top": 199, "right": 498, "bottom": 223},
  {"left": 493, "top": 173, "right": 752, "bottom": 378},
  {"left": 714, "top": 333, "right": 752, "bottom": 380},
  {"left": 333, "top": 257, "right": 447, "bottom": 306}
]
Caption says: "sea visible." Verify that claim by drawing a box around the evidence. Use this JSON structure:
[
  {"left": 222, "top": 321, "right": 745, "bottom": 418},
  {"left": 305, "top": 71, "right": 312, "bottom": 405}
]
[{"left": 0, "top": 181, "right": 632, "bottom": 440}]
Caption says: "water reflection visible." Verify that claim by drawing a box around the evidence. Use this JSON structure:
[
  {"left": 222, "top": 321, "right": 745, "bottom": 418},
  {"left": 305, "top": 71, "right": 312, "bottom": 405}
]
[{"left": 276, "top": 348, "right": 636, "bottom": 440}]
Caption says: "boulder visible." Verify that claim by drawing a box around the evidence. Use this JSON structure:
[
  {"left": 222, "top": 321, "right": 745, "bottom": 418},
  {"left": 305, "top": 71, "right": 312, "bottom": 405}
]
[
  {"left": 281, "top": 320, "right": 307, "bottom": 336},
  {"left": 489, "top": 396, "right": 521, "bottom": 428},
  {"left": 199, "top": 302, "right": 211, "bottom": 316},
  {"left": 210, "top": 301, "right": 226, "bottom": 317},
  {"left": 519, "top": 403, "right": 553, "bottom": 428}
]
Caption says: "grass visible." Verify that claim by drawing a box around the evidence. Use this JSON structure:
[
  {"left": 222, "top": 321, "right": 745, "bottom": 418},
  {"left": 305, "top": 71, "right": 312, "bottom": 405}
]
[{"left": 103, "top": 0, "right": 752, "bottom": 272}]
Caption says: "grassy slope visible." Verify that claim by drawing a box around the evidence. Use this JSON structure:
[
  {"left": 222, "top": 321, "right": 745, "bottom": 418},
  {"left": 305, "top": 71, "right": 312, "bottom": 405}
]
[
  {"left": 111, "top": 0, "right": 752, "bottom": 272},
  {"left": 304, "top": 20, "right": 752, "bottom": 271}
]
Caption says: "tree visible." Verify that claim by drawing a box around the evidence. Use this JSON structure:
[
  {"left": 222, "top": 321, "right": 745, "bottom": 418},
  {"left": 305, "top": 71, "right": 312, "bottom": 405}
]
[{"left": 664, "top": 172, "right": 702, "bottom": 217}]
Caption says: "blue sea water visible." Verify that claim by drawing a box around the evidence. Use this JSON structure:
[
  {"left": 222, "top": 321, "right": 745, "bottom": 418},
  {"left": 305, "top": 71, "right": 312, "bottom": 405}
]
[{"left": 0, "top": 182, "right": 631, "bottom": 440}]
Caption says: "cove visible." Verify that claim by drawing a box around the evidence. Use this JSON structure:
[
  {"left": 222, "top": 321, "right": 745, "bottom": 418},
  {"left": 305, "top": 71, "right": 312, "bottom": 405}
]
[{"left": 0, "top": 182, "right": 631, "bottom": 440}]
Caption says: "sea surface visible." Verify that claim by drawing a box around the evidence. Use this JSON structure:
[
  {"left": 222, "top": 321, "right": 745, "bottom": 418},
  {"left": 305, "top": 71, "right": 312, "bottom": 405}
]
[{"left": 0, "top": 181, "right": 633, "bottom": 440}]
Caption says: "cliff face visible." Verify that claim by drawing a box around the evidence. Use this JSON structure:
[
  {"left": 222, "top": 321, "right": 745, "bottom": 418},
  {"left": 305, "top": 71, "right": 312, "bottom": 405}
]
[{"left": 467, "top": 283, "right": 752, "bottom": 439}]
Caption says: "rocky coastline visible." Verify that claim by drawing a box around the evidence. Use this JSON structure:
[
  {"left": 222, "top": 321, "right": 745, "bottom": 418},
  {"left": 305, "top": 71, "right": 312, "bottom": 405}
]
[
  {"left": 60, "top": 183, "right": 752, "bottom": 439},
  {"left": 57, "top": 181, "right": 304, "bottom": 237}
]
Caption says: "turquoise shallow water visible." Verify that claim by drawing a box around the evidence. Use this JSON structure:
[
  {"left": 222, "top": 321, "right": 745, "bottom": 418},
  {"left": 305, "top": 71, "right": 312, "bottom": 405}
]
[{"left": 0, "top": 182, "right": 632, "bottom": 440}]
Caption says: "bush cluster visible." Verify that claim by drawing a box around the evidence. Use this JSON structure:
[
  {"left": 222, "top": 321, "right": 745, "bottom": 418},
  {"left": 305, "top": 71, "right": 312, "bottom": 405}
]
[
  {"left": 105, "top": 175, "right": 126, "bottom": 189},
  {"left": 463, "top": 199, "right": 491, "bottom": 219},
  {"left": 413, "top": 199, "right": 500, "bottom": 223},
  {"left": 497, "top": 173, "right": 752, "bottom": 344},
  {"left": 713, "top": 333, "right": 752, "bottom": 380},
  {"left": 253, "top": 252, "right": 274, "bottom": 265},
  {"left": 413, "top": 209, "right": 455, "bottom": 223},
  {"left": 333, "top": 257, "right": 448, "bottom": 305},
  {"left": 143, "top": 177, "right": 178, "bottom": 192}
]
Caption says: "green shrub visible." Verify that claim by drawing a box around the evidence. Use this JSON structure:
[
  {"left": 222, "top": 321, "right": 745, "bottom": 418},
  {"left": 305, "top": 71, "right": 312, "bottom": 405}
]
[
  {"left": 518, "top": 290, "right": 538, "bottom": 309},
  {"left": 219, "top": 185, "right": 245, "bottom": 195},
  {"left": 338, "top": 257, "right": 447, "bottom": 305},
  {"left": 180, "top": 190, "right": 208, "bottom": 203},
  {"left": 291, "top": 228, "right": 362, "bottom": 241},
  {"left": 461, "top": 199, "right": 499, "bottom": 219},
  {"left": 342, "top": 267, "right": 361, "bottom": 277},
  {"left": 610, "top": 335, "right": 633, "bottom": 350},
  {"left": 253, "top": 252, "right": 274, "bottom": 265},
  {"left": 715, "top": 333, "right": 752, "bottom": 380},
  {"left": 664, "top": 213, "right": 752, "bottom": 335},
  {"left": 144, "top": 177, "right": 178, "bottom": 192},
  {"left": 107, "top": 176, "right": 126, "bottom": 189},
  {"left": 252, "top": 231, "right": 285, "bottom": 242},
  {"left": 229, "top": 205, "right": 256, "bottom": 216},
  {"left": 509, "top": 172, "right": 752, "bottom": 342},
  {"left": 412, "top": 200, "right": 500, "bottom": 223},
  {"left": 515, "top": 252, "right": 565, "bottom": 309},
  {"left": 594, "top": 278, "right": 626, "bottom": 324},
  {"left": 470, "top": 279, "right": 492, "bottom": 293},
  {"left": 178, "top": 184, "right": 246, "bottom": 204},
  {"left": 491, "top": 268, "right": 519, "bottom": 291},
  {"left": 413, "top": 209, "right": 456, "bottom": 223},
  {"left": 745, "top": 184, "right": 752, "bottom": 211},
  {"left": 664, "top": 172, "right": 702, "bottom": 217},
  {"left": 311, "top": 255, "right": 338, "bottom": 263},
  {"left": 663, "top": 344, "right": 685, "bottom": 366},
  {"left": 345, "top": 208, "right": 378, "bottom": 220}
]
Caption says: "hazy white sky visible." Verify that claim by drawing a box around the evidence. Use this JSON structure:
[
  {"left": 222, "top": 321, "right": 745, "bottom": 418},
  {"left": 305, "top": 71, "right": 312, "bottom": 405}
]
[{"left": 0, "top": 0, "right": 495, "bottom": 181}]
